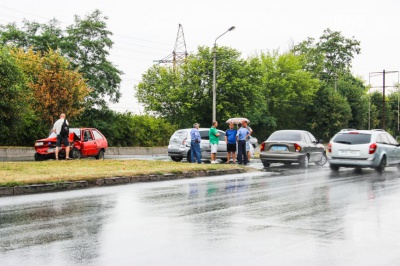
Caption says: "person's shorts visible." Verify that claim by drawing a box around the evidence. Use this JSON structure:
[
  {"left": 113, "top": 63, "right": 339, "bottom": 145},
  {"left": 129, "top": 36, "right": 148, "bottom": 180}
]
[
  {"left": 56, "top": 134, "right": 69, "bottom": 147},
  {"left": 227, "top": 143, "right": 236, "bottom": 152},
  {"left": 210, "top": 144, "right": 218, "bottom": 154},
  {"left": 246, "top": 141, "right": 251, "bottom": 152}
]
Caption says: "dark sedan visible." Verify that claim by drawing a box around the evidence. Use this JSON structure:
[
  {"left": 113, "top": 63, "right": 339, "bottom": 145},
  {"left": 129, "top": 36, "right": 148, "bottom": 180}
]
[{"left": 260, "top": 130, "right": 327, "bottom": 168}]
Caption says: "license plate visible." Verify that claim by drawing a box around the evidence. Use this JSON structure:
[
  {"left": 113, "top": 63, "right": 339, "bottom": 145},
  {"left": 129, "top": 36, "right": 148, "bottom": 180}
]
[
  {"left": 47, "top": 148, "right": 56, "bottom": 153},
  {"left": 271, "top": 146, "right": 287, "bottom": 151},
  {"left": 338, "top": 150, "right": 359, "bottom": 156}
]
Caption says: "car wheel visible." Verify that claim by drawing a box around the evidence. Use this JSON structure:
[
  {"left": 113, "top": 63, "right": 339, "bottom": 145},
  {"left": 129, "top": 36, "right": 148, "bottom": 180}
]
[
  {"left": 171, "top": 156, "right": 183, "bottom": 162},
  {"left": 375, "top": 156, "right": 386, "bottom": 173},
  {"left": 95, "top": 149, "right": 105, "bottom": 160},
  {"left": 299, "top": 155, "right": 309, "bottom": 168},
  {"left": 186, "top": 150, "right": 192, "bottom": 163},
  {"left": 34, "top": 152, "right": 45, "bottom": 161},
  {"left": 70, "top": 148, "right": 82, "bottom": 160},
  {"left": 329, "top": 164, "right": 340, "bottom": 171},
  {"left": 315, "top": 153, "right": 327, "bottom": 166},
  {"left": 262, "top": 161, "right": 270, "bottom": 167}
]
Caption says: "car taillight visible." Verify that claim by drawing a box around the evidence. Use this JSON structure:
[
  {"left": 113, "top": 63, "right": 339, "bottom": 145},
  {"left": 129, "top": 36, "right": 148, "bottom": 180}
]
[
  {"left": 369, "top": 143, "right": 377, "bottom": 154},
  {"left": 260, "top": 142, "right": 265, "bottom": 151},
  {"left": 294, "top": 143, "right": 301, "bottom": 152},
  {"left": 328, "top": 143, "right": 332, "bottom": 153}
]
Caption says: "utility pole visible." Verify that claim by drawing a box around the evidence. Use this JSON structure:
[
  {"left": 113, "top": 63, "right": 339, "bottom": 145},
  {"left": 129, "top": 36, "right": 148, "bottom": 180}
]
[{"left": 369, "top": 70, "right": 399, "bottom": 131}]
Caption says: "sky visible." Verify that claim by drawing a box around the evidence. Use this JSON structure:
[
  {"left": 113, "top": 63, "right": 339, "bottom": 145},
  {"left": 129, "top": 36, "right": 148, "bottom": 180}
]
[{"left": 1, "top": 0, "right": 399, "bottom": 114}]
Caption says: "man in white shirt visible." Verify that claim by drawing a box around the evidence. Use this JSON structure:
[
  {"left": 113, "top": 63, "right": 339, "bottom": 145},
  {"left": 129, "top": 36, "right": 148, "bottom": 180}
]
[{"left": 53, "top": 113, "right": 71, "bottom": 160}]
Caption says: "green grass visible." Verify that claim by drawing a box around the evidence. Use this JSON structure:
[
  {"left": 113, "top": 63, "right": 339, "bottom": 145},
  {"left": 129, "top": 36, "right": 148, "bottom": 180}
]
[{"left": 0, "top": 160, "right": 241, "bottom": 187}]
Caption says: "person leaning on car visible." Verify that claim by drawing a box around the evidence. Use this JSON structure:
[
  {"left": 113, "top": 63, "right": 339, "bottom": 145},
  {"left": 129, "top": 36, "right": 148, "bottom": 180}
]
[
  {"left": 53, "top": 113, "right": 71, "bottom": 160},
  {"left": 190, "top": 123, "right": 202, "bottom": 164}
]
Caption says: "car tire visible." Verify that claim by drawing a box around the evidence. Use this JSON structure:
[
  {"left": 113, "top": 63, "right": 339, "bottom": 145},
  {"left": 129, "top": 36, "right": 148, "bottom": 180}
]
[
  {"left": 34, "top": 152, "right": 45, "bottom": 161},
  {"left": 375, "top": 156, "right": 386, "bottom": 173},
  {"left": 171, "top": 156, "right": 183, "bottom": 162},
  {"left": 95, "top": 149, "right": 105, "bottom": 160},
  {"left": 329, "top": 164, "right": 340, "bottom": 171},
  {"left": 70, "top": 148, "right": 82, "bottom": 160},
  {"left": 315, "top": 153, "right": 327, "bottom": 166},
  {"left": 262, "top": 161, "right": 270, "bottom": 168},
  {"left": 299, "top": 155, "right": 309, "bottom": 168}
]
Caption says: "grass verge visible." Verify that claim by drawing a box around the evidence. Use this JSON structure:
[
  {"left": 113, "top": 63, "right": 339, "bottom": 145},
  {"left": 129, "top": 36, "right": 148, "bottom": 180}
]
[{"left": 0, "top": 160, "right": 242, "bottom": 187}]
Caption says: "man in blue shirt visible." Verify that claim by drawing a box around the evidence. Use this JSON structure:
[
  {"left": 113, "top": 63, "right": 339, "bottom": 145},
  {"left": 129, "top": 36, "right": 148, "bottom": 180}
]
[
  {"left": 236, "top": 121, "right": 250, "bottom": 165},
  {"left": 224, "top": 122, "right": 237, "bottom": 163},
  {"left": 190, "top": 123, "right": 202, "bottom": 163}
]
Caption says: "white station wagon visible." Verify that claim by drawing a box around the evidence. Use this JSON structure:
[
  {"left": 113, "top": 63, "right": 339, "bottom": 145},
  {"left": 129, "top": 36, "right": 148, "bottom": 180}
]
[{"left": 327, "top": 129, "right": 400, "bottom": 172}]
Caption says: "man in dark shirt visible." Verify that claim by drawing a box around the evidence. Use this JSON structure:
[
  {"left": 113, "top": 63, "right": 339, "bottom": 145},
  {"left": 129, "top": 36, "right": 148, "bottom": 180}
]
[{"left": 225, "top": 122, "right": 237, "bottom": 163}]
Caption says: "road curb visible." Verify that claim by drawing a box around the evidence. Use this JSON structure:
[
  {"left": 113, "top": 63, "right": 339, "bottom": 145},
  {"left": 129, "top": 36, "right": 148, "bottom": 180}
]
[
  {"left": 0, "top": 146, "right": 168, "bottom": 158},
  {"left": 0, "top": 168, "right": 245, "bottom": 197}
]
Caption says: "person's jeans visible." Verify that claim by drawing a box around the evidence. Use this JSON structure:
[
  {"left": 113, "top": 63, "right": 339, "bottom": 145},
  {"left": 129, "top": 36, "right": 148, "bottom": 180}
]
[
  {"left": 237, "top": 140, "right": 248, "bottom": 164},
  {"left": 191, "top": 140, "right": 202, "bottom": 163}
]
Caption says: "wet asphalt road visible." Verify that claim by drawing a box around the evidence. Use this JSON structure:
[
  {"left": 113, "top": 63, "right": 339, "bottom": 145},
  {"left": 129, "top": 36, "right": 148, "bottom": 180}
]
[{"left": 1, "top": 162, "right": 400, "bottom": 266}]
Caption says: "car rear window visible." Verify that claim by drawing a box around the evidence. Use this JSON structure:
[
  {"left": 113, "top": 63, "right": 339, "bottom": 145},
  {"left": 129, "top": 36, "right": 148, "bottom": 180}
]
[
  {"left": 172, "top": 130, "right": 188, "bottom": 140},
  {"left": 333, "top": 133, "right": 371, "bottom": 144},
  {"left": 268, "top": 132, "right": 302, "bottom": 141}
]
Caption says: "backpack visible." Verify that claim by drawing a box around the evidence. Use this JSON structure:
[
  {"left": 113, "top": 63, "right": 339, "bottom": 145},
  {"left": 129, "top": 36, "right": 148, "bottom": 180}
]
[{"left": 60, "top": 119, "right": 69, "bottom": 137}]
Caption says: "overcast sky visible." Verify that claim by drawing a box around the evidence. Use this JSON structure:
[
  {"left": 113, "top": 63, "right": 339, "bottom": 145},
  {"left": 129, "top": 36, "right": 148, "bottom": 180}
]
[{"left": 1, "top": 0, "right": 399, "bottom": 113}]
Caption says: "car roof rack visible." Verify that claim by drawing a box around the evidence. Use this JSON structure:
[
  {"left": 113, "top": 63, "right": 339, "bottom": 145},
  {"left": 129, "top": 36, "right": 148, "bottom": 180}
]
[{"left": 371, "top": 129, "right": 386, "bottom": 132}]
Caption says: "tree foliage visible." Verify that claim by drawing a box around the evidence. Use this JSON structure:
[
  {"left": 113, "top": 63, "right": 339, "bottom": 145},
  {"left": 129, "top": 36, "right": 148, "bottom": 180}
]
[
  {"left": 0, "top": 45, "right": 29, "bottom": 144},
  {"left": 12, "top": 48, "right": 90, "bottom": 125},
  {"left": 293, "top": 28, "right": 361, "bottom": 79},
  {"left": 136, "top": 46, "right": 271, "bottom": 131},
  {"left": 0, "top": 10, "right": 122, "bottom": 109}
]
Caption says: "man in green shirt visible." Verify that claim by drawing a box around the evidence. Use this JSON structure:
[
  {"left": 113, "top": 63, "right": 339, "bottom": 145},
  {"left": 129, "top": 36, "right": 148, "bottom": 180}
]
[{"left": 209, "top": 121, "right": 220, "bottom": 164}]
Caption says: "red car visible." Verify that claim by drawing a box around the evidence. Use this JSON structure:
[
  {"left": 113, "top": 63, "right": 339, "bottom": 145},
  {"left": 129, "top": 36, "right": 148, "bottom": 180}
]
[{"left": 34, "top": 128, "right": 108, "bottom": 161}]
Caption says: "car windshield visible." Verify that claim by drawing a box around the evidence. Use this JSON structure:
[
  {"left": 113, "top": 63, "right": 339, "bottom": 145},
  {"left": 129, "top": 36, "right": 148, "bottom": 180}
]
[
  {"left": 267, "top": 131, "right": 302, "bottom": 141},
  {"left": 333, "top": 133, "right": 371, "bottom": 145}
]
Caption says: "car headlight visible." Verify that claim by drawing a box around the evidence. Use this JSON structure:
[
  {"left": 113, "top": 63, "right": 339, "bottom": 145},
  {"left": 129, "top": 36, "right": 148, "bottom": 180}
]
[{"left": 35, "top": 142, "right": 44, "bottom": 146}]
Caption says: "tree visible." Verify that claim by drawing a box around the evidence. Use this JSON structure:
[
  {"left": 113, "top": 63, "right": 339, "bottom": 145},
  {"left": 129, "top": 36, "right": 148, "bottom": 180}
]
[
  {"left": 307, "top": 85, "right": 352, "bottom": 140},
  {"left": 336, "top": 75, "right": 369, "bottom": 129},
  {"left": 293, "top": 28, "right": 361, "bottom": 80},
  {"left": 12, "top": 48, "right": 90, "bottom": 126},
  {"left": 0, "top": 45, "right": 30, "bottom": 144},
  {"left": 136, "top": 46, "right": 271, "bottom": 130},
  {"left": 258, "top": 51, "right": 320, "bottom": 133},
  {"left": 64, "top": 10, "right": 123, "bottom": 108},
  {"left": 0, "top": 10, "right": 123, "bottom": 109}
]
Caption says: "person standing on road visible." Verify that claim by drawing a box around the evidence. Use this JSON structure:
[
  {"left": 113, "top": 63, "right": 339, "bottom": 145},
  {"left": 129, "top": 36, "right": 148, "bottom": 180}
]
[
  {"left": 190, "top": 123, "right": 202, "bottom": 164},
  {"left": 225, "top": 122, "right": 237, "bottom": 163},
  {"left": 245, "top": 123, "right": 253, "bottom": 162},
  {"left": 236, "top": 120, "right": 250, "bottom": 165},
  {"left": 53, "top": 113, "right": 71, "bottom": 160},
  {"left": 209, "top": 121, "right": 220, "bottom": 164}
]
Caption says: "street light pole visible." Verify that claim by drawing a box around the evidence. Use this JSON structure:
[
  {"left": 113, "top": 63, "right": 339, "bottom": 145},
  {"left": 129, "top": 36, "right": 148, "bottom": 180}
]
[{"left": 212, "top": 26, "right": 235, "bottom": 122}]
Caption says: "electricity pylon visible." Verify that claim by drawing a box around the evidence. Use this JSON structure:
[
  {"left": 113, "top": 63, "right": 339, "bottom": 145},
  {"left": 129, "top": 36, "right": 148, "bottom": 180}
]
[{"left": 155, "top": 24, "right": 188, "bottom": 70}]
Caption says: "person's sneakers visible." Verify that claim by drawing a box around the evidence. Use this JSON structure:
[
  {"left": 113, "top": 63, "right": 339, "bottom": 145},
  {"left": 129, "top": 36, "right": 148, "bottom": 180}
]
[{"left": 211, "top": 161, "right": 217, "bottom": 164}]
